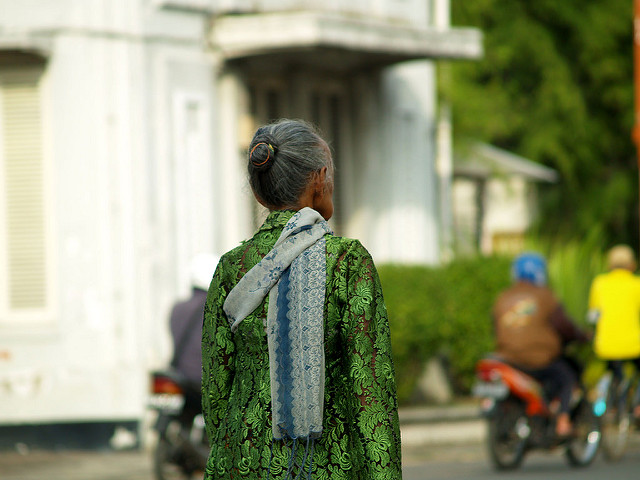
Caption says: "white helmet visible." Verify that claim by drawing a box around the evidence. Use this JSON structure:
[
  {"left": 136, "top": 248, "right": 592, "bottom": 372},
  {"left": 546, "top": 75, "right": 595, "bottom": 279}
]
[{"left": 189, "top": 253, "right": 220, "bottom": 291}]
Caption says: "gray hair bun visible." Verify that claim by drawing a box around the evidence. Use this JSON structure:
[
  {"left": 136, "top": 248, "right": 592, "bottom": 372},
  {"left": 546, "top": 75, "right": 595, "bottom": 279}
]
[
  {"left": 249, "top": 131, "right": 278, "bottom": 171},
  {"left": 247, "top": 119, "right": 332, "bottom": 209}
]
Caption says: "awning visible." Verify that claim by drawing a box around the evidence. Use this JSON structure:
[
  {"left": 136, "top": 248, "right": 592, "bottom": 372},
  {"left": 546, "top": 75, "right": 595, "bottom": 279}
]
[
  {"left": 455, "top": 143, "right": 559, "bottom": 183},
  {"left": 210, "top": 11, "right": 483, "bottom": 71}
]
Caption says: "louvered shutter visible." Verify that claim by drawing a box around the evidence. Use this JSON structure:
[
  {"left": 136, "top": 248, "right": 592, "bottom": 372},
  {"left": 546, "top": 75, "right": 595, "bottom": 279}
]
[{"left": 0, "top": 66, "right": 47, "bottom": 310}]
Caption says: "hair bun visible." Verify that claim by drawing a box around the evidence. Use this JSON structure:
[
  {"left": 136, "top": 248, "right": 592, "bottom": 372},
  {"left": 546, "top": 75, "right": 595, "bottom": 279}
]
[{"left": 249, "top": 140, "right": 278, "bottom": 171}]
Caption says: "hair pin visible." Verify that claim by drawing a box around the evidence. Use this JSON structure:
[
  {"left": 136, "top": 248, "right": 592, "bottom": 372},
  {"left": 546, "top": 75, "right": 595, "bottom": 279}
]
[{"left": 250, "top": 142, "right": 275, "bottom": 166}]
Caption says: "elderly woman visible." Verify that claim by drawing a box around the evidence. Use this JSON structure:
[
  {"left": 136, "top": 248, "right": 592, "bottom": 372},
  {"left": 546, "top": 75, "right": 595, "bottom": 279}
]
[{"left": 202, "top": 119, "right": 402, "bottom": 479}]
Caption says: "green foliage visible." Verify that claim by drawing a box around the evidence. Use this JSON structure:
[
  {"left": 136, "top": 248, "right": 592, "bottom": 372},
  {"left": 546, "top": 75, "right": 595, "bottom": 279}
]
[
  {"left": 379, "top": 238, "right": 608, "bottom": 404},
  {"left": 444, "top": 0, "right": 638, "bottom": 248},
  {"left": 524, "top": 232, "right": 607, "bottom": 378},
  {"left": 378, "top": 256, "right": 511, "bottom": 403},
  {"left": 525, "top": 230, "right": 606, "bottom": 324}
]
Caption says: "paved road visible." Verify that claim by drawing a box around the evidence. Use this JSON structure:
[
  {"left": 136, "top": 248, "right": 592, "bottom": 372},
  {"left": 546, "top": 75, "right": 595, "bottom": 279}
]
[
  {"left": 3, "top": 443, "right": 479, "bottom": 480},
  {"left": 403, "top": 436, "right": 640, "bottom": 480},
  {"left": 2, "top": 428, "right": 640, "bottom": 480},
  {"left": 1, "top": 449, "right": 153, "bottom": 480},
  {"left": 0, "top": 407, "right": 486, "bottom": 480}
]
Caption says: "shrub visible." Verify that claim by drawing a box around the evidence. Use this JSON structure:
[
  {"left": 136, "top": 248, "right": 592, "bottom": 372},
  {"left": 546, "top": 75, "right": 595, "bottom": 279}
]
[
  {"left": 379, "top": 235, "right": 607, "bottom": 405},
  {"left": 525, "top": 230, "right": 605, "bottom": 328},
  {"left": 378, "top": 256, "right": 511, "bottom": 403}
]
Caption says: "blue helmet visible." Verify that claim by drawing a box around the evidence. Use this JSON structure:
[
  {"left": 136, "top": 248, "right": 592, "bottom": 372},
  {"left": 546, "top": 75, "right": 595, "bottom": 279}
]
[{"left": 511, "top": 253, "right": 547, "bottom": 286}]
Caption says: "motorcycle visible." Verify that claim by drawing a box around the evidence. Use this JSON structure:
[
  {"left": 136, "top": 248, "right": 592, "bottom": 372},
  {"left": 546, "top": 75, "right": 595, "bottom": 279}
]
[
  {"left": 473, "top": 355, "right": 601, "bottom": 470},
  {"left": 148, "top": 369, "right": 209, "bottom": 480}
]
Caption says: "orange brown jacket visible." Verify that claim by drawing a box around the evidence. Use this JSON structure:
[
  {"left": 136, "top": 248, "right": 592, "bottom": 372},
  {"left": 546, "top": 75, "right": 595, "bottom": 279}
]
[{"left": 493, "top": 281, "right": 588, "bottom": 369}]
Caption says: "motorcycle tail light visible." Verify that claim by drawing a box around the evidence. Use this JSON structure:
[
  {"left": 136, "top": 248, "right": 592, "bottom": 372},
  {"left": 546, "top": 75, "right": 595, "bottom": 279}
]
[
  {"left": 477, "top": 368, "right": 496, "bottom": 382},
  {"left": 152, "top": 375, "right": 183, "bottom": 395}
]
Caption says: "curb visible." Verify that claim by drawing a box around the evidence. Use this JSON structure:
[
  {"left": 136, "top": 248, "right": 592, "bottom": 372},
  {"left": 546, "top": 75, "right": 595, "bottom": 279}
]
[
  {"left": 398, "top": 403, "right": 482, "bottom": 425},
  {"left": 401, "top": 419, "right": 486, "bottom": 447},
  {"left": 398, "top": 402, "right": 486, "bottom": 447}
]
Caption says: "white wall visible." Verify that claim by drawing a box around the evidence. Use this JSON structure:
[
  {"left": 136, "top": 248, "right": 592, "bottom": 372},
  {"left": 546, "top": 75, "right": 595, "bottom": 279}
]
[
  {"left": 215, "top": 69, "right": 255, "bottom": 253},
  {"left": 350, "top": 60, "right": 439, "bottom": 264},
  {"left": 481, "top": 176, "right": 532, "bottom": 254},
  {"left": 452, "top": 175, "right": 537, "bottom": 256},
  {"left": 0, "top": 0, "right": 220, "bottom": 423},
  {"left": 451, "top": 178, "right": 480, "bottom": 255},
  {"left": 0, "top": 0, "right": 455, "bottom": 426},
  {"left": 217, "top": 0, "right": 432, "bottom": 27}
]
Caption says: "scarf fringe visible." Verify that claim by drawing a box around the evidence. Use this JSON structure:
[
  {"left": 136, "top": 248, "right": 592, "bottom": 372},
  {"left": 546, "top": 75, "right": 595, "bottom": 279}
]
[{"left": 268, "top": 437, "right": 316, "bottom": 480}]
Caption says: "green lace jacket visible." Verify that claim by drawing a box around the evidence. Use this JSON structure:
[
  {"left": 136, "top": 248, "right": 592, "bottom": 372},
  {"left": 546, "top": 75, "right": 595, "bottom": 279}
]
[{"left": 202, "top": 210, "right": 402, "bottom": 479}]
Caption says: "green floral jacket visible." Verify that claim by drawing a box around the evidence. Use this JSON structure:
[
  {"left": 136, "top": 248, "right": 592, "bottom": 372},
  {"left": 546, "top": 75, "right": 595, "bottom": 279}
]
[{"left": 202, "top": 210, "right": 402, "bottom": 479}]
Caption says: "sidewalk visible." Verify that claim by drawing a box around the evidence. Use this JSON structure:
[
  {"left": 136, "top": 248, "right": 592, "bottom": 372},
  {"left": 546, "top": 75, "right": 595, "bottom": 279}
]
[
  {"left": 0, "top": 402, "right": 485, "bottom": 480},
  {"left": 399, "top": 401, "right": 486, "bottom": 448}
]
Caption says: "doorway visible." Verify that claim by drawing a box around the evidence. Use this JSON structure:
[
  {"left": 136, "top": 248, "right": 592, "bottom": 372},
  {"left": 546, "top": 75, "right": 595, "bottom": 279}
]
[{"left": 247, "top": 74, "right": 352, "bottom": 234}]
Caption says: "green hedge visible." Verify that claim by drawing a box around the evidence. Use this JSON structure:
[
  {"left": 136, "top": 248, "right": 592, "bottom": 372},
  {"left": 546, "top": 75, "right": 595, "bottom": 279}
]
[
  {"left": 379, "top": 237, "right": 606, "bottom": 405},
  {"left": 526, "top": 232, "right": 605, "bottom": 334},
  {"left": 378, "top": 256, "right": 512, "bottom": 404}
]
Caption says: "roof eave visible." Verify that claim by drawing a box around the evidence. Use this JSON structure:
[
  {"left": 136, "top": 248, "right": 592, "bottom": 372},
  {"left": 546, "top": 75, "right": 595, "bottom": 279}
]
[{"left": 211, "top": 11, "right": 483, "bottom": 68}]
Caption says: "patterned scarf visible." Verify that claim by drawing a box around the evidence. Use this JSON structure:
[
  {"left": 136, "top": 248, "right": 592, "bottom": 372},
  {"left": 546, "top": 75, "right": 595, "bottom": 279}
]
[{"left": 223, "top": 207, "right": 332, "bottom": 477}]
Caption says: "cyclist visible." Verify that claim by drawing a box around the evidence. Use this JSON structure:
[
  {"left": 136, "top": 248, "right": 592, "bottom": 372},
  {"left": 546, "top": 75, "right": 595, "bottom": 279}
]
[{"left": 588, "top": 244, "right": 640, "bottom": 419}]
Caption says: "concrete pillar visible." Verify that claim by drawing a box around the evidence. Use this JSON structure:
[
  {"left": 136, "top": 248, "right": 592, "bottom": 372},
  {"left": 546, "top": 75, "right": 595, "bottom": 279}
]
[
  {"left": 376, "top": 60, "right": 439, "bottom": 264},
  {"left": 216, "top": 68, "right": 254, "bottom": 253},
  {"left": 436, "top": 102, "right": 453, "bottom": 261},
  {"left": 434, "top": 0, "right": 451, "bottom": 30}
]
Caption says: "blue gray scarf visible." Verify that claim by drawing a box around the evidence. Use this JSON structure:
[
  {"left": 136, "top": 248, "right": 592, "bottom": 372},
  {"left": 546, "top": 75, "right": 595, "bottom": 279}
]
[{"left": 223, "top": 207, "right": 332, "bottom": 478}]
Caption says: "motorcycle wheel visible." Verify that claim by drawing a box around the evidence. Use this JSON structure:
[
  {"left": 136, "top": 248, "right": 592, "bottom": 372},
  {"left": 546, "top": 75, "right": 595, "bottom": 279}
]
[
  {"left": 565, "top": 399, "right": 601, "bottom": 467},
  {"left": 600, "top": 381, "right": 633, "bottom": 462},
  {"left": 154, "top": 421, "right": 205, "bottom": 480},
  {"left": 487, "top": 397, "right": 528, "bottom": 470}
]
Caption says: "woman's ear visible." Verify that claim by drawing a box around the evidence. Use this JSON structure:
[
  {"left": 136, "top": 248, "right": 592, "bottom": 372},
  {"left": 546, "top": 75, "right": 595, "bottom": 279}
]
[
  {"left": 314, "top": 167, "right": 328, "bottom": 195},
  {"left": 311, "top": 165, "right": 334, "bottom": 220}
]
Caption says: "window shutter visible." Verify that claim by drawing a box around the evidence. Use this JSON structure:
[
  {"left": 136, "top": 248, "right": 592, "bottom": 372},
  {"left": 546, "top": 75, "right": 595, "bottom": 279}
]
[{"left": 1, "top": 67, "right": 47, "bottom": 310}]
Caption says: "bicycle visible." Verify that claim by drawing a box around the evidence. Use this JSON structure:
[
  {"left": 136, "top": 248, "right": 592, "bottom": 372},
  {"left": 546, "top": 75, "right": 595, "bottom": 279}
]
[{"left": 592, "top": 360, "right": 640, "bottom": 461}]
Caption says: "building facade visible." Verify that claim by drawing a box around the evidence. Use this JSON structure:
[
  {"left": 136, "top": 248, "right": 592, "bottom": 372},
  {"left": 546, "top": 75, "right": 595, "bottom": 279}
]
[
  {"left": 0, "top": 0, "right": 480, "bottom": 431},
  {"left": 453, "top": 143, "right": 558, "bottom": 255}
]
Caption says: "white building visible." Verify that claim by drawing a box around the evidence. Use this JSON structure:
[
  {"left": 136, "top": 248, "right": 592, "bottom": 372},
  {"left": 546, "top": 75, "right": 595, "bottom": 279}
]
[
  {"left": 0, "top": 0, "right": 481, "bottom": 439},
  {"left": 453, "top": 143, "right": 559, "bottom": 255}
]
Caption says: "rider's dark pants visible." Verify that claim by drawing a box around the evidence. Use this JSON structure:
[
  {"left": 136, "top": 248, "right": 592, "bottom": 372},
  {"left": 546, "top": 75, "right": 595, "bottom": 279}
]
[
  {"left": 607, "top": 358, "right": 640, "bottom": 380},
  {"left": 523, "top": 357, "right": 577, "bottom": 415},
  {"left": 607, "top": 358, "right": 640, "bottom": 409}
]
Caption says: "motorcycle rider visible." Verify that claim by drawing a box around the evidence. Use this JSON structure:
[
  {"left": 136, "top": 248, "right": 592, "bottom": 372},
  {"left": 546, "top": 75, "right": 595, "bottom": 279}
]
[
  {"left": 169, "top": 253, "right": 220, "bottom": 400},
  {"left": 493, "top": 252, "right": 590, "bottom": 438},
  {"left": 588, "top": 244, "right": 640, "bottom": 419},
  {"left": 151, "top": 253, "right": 218, "bottom": 479}
]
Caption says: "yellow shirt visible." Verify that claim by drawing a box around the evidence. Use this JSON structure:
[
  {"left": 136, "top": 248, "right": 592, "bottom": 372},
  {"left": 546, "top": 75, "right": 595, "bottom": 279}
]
[{"left": 589, "top": 269, "right": 640, "bottom": 359}]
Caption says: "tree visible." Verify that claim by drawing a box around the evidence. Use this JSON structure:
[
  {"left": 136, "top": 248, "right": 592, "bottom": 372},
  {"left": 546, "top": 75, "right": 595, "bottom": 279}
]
[{"left": 443, "top": 0, "right": 638, "bottom": 248}]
